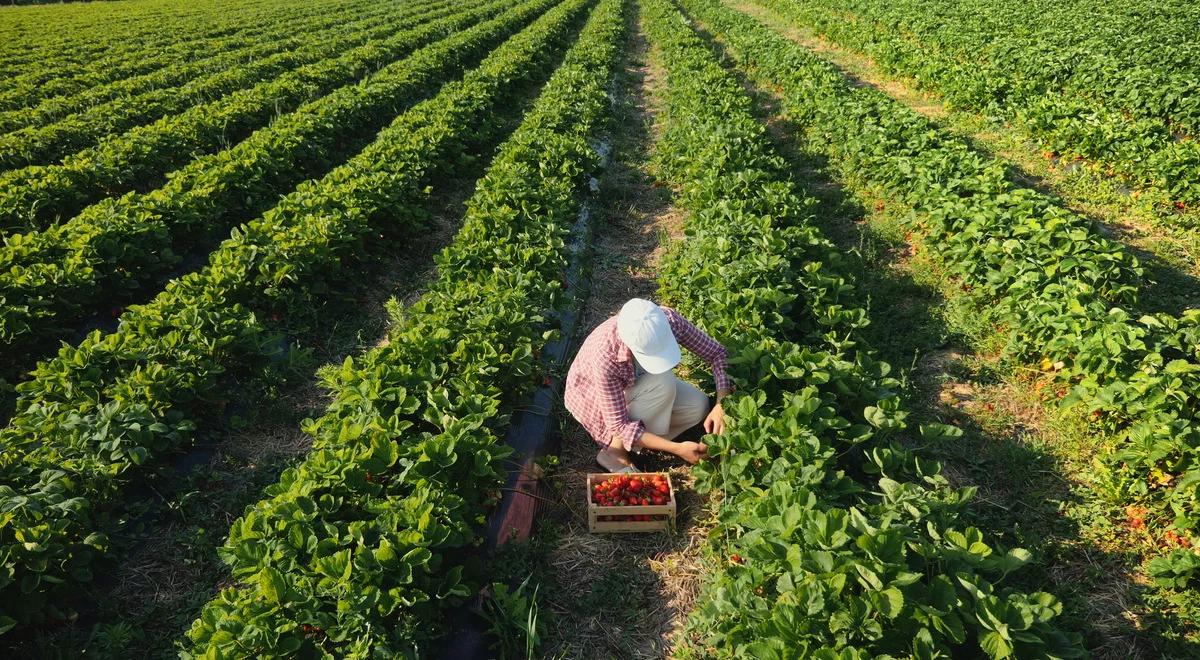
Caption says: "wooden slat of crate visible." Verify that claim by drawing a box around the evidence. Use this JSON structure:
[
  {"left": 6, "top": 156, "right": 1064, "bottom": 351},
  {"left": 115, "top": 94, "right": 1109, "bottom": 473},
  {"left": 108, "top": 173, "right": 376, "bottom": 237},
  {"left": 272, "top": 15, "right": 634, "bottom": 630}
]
[{"left": 586, "top": 472, "right": 676, "bottom": 533}]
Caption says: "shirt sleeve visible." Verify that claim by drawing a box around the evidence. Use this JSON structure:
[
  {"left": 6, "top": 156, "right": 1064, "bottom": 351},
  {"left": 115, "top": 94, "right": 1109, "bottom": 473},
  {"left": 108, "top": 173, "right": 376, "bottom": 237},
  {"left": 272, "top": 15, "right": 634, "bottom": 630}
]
[
  {"left": 663, "top": 306, "right": 733, "bottom": 395},
  {"left": 598, "top": 364, "right": 645, "bottom": 451}
]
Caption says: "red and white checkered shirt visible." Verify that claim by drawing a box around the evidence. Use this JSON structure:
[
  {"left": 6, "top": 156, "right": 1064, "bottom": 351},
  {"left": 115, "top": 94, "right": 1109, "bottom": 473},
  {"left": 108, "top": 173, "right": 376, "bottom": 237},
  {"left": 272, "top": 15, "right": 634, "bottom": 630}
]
[{"left": 564, "top": 306, "right": 731, "bottom": 451}]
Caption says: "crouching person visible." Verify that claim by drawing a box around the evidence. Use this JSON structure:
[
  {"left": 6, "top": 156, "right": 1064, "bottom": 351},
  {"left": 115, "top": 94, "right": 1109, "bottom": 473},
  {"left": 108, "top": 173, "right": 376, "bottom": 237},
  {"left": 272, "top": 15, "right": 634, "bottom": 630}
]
[{"left": 564, "top": 298, "right": 731, "bottom": 473}]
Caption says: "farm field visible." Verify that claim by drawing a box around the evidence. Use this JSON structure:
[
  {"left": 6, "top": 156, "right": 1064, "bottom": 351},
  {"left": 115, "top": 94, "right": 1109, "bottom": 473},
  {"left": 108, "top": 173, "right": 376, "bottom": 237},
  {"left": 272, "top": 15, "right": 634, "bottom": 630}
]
[{"left": 0, "top": 0, "right": 1198, "bottom": 657}]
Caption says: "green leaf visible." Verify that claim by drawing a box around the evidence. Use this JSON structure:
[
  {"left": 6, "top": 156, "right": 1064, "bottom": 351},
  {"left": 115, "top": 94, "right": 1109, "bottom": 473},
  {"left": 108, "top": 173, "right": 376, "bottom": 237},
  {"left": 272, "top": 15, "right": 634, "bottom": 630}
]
[
  {"left": 863, "top": 405, "right": 888, "bottom": 428},
  {"left": 260, "top": 566, "right": 287, "bottom": 605},
  {"left": 919, "top": 423, "right": 963, "bottom": 442},
  {"left": 979, "top": 630, "right": 1015, "bottom": 659},
  {"left": 877, "top": 586, "right": 904, "bottom": 618},
  {"left": 375, "top": 539, "right": 397, "bottom": 564}
]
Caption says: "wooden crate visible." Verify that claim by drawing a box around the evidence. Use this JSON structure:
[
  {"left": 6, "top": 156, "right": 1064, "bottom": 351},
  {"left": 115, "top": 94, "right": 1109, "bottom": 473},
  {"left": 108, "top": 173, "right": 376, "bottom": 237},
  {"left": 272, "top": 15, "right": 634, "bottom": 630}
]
[{"left": 587, "top": 472, "right": 676, "bottom": 533}]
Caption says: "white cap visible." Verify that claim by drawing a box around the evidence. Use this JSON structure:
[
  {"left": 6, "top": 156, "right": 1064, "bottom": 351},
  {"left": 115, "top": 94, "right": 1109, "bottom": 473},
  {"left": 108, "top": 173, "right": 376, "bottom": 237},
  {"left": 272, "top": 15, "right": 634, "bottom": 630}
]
[{"left": 616, "top": 298, "right": 681, "bottom": 374}]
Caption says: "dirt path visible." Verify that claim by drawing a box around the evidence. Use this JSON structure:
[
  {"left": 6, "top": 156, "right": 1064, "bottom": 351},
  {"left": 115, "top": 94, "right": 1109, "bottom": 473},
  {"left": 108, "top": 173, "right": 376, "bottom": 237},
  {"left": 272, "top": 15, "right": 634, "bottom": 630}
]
[
  {"left": 526, "top": 7, "right": 716, "bottom": 658},
  {"left": 683, "top": 3, "right": 1191, "bottom": 657},
  {"left": 730, "top": 0, "right": 1200, "bottom": 317}
]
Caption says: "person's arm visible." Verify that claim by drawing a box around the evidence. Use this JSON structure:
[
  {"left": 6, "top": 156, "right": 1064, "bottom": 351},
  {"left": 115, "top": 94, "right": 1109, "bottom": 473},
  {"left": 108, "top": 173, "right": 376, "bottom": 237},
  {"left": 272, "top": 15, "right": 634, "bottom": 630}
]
[
  {"left": 662, "top": 307, "right": 733, "bottom": 395},
  {"left": 662, "top": 307, "right": 732, "bottom": 434},
  {"left": 595, "top": 363, "right": 707, "bottom": 462},
  {"left": 638, "top": 431, "right": 708, "bottom": 463},
  {"left": 596, "top": 364, "right": 645, "bottom": 452}
]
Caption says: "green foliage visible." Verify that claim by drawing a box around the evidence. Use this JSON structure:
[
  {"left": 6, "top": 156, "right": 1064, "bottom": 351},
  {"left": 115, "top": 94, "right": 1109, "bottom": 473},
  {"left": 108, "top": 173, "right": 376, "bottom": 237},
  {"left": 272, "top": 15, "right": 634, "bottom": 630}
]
[
  {"left": 0, "top": 0, "right": 437, "bottom": 170},
  {"left": 0, "top": 0, "right": 354, "bottom": 95},
  {"left": 0, "top": 0, "right": 522, "bottom": 375},
  {"left": 0, "top": 0, "right": 620, "bottom": 639},
  {"left": 0, "top": 0, "right": 512, "bottom": 234},
  {"left": 641, "top": 0, "right": 1083, "bottom": 655},
  {"left": 482, "top": 576, "right": 546, "bottom": 660},
  {"left": 0, "top": 0, "right": 397, "bottom": 132},
  {"left": 177, "top": 0, "right": 626, "bottom": 654},
  {"left": 766, "top": 0, "right": 1200, "bottom": 206},
  {"left": 695, "top": 0, "right": 1200, "bottom": 596},
  {"left": 1148, "top": 549, "right": 1200, "bottom": 589}
]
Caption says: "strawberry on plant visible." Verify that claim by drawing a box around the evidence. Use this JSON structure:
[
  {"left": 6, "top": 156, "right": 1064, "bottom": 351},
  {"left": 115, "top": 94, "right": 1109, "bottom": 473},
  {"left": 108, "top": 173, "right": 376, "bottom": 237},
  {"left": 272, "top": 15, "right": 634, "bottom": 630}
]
[
  {"left": 1126, "top": 505, "right": 1149, "bottom": 531},
  {"left": 1163, "top": 530, "right": 1190, "bottom": 548}
]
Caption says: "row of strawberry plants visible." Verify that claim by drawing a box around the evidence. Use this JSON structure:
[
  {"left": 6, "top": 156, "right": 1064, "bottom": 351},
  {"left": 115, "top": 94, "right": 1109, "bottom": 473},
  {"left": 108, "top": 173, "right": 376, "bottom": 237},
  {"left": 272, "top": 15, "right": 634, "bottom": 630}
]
[
  {"left": 0, "top": 0, "right": 519, "bottom": 382},
  {"left": 0, "top": 0, "right": 285, "bottom": 71},
  {"left": 0, "top": 0, "right": 402, "bottom": 148},
  {"left": 0, "top": 0, "right": 368, "bottom": 79},
  {"left": 774, "top": 0, "right": 1200, "bottom": 135},
  {"left": 687, "top": 0, "right": 1200, "bottom": 586},
  {"left": 0, "top": 0, "right": 399, "bottom": 135},
  {"left": 0, "top": 0, "right": 498, "bottom": 235},
  {"left": 0, "top": 0, "right": 359, "bottom": 87},
  {"left": 0, "top": 0, "right": 589, "bottom": 637},
  {"left": 642, "top": 0, "right": 1083, "bottom": 656},
  {"left": 0, "top": 0, "right": 278, "bottom": 29},
  {"left": 182, "top": 1, "right": 622, "bottom": 651},
  {"left": 0, "top": 0, "right": 361, "bottom": 110},
  {"left": 761, "top": 0, "right": 1200, "bottom": 208},
  {"left": 0, "top": 0, "right": 305, "bottom": 64},
  {"left": 0, "top": 4, "right": 410, "bottom": 170}
]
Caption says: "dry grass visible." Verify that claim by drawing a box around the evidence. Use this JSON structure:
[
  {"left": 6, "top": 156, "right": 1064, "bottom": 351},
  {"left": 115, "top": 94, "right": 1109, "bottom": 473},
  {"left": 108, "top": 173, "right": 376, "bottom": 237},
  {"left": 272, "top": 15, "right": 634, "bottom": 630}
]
[{"left": 541, "top": 432, "right": 713, "bottom": 658}]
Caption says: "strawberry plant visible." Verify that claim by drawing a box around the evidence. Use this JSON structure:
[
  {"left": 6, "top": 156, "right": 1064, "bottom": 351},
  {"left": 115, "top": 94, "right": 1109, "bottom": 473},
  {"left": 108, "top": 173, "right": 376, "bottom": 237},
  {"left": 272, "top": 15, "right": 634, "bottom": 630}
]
[
  {"left": 0, "top": 0, "right": 595, "bottom": 637},
  {"left": 0, "top": 0, "right": 518, "bottom": 234},
  {"left": 182, "top": 0, "right": 624, "bottom": 652},
  {"left": 641, "top": 0, "right": 1083, "bottom": 655},
  {"left": 0, "top": 0, "right": 531, "bottom": 381},
  {"left": 0, "top": 1, "right": 418, "bottom": 170},
  {"left": 0, "top": 0, "right": 407, "bottom": 135},
  {"left": 685, "top": 0, "right": 1200, "bottom": 594},
  {"left": 1148, "top": 549, "right": 1200, "bottom": 589},
  {"left": 765, "top": 0, "right": 1200, "bottom": 206},
  {"left": 0, "top": 0, "right": 382, "bottom": 108}
]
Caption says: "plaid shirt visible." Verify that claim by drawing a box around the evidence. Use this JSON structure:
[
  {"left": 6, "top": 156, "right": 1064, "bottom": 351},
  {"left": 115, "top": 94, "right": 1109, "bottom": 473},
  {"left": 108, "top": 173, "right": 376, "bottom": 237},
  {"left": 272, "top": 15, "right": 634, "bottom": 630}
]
[{"left": 564, "top": 306, "right": 731, "bottom": 451}]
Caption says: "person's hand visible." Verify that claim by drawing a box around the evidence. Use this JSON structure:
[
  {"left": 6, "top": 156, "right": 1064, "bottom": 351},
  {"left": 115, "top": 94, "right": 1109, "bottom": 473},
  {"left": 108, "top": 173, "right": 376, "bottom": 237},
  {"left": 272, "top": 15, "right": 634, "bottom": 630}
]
[
  {"left": 675, "top": 441, "right": 708, "bottom": 464},
  {"left": 703, "top": 402, "right": 726, "bottom": 435}
]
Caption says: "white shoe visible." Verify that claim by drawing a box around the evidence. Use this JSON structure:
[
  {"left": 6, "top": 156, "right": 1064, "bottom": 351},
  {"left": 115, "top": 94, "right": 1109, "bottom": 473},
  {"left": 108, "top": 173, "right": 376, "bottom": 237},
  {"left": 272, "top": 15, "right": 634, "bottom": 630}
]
[{"left": 596, "top": 448, "right": 638, "bottom": 473}]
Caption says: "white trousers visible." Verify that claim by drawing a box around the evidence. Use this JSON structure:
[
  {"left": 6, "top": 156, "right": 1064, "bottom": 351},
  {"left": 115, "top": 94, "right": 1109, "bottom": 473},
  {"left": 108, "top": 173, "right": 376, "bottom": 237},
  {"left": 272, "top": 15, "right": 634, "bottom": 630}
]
[{"left": 626, "top": 371, "right": 710, "bottom": 441}]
